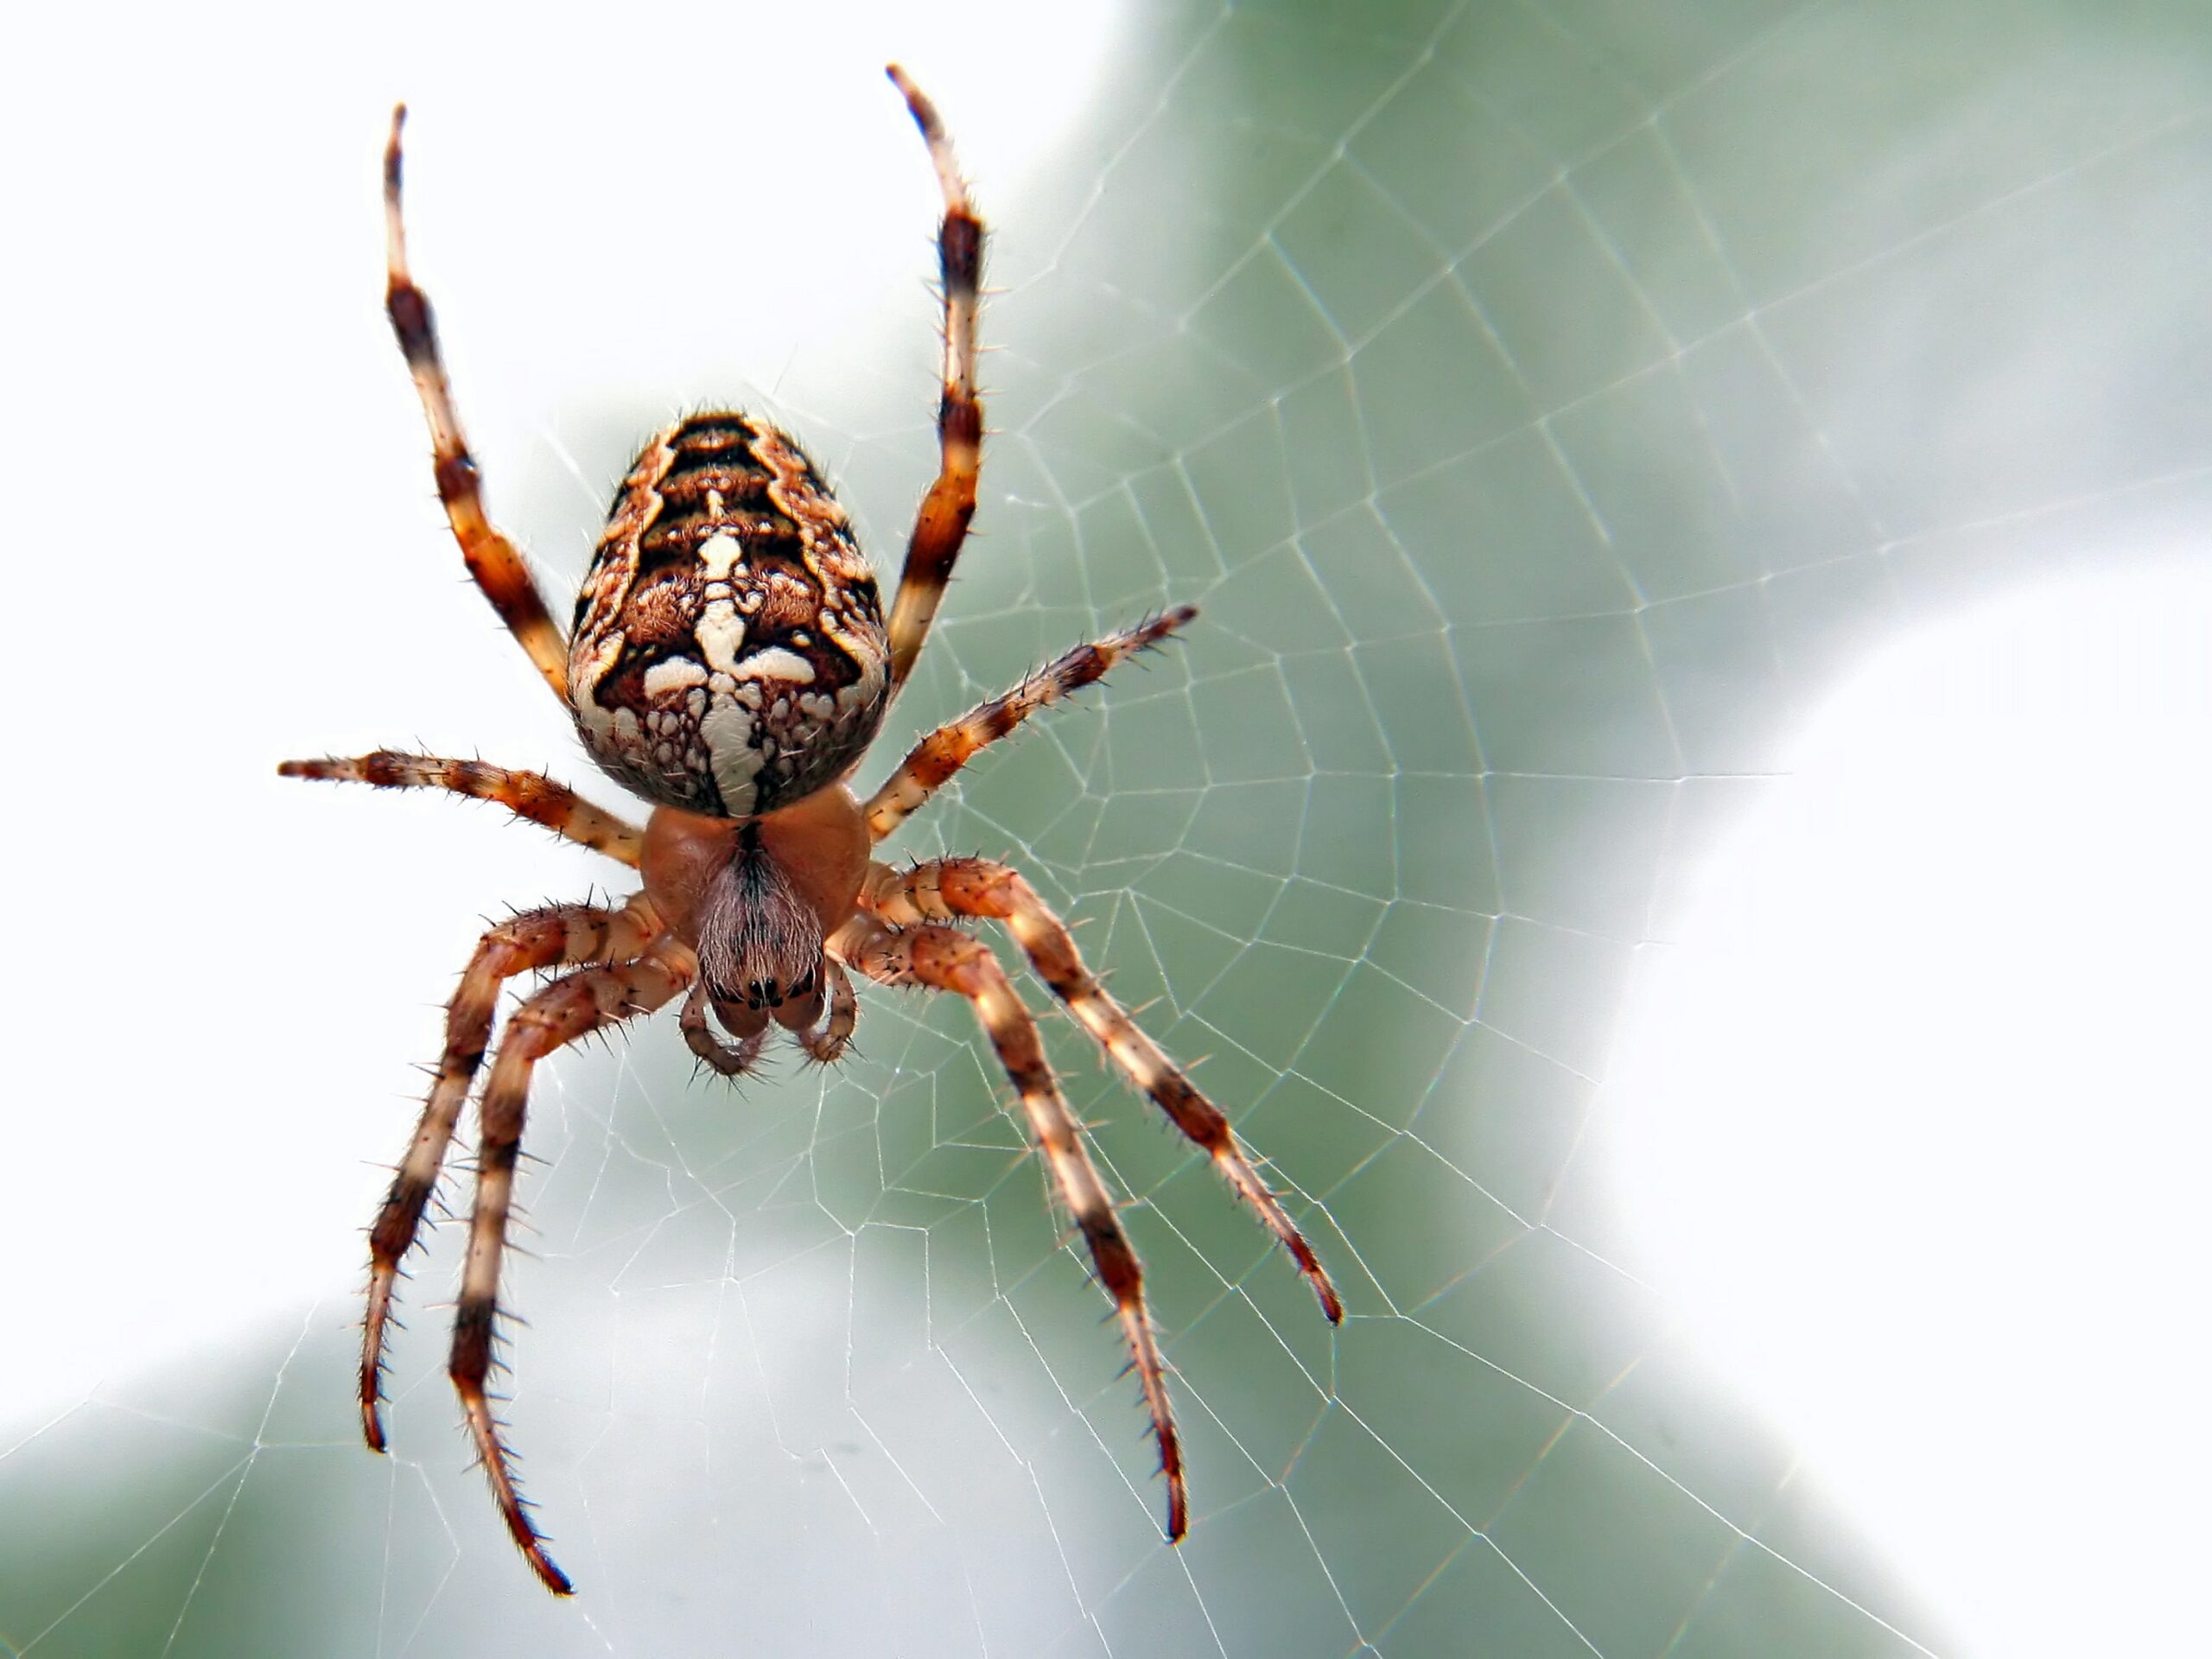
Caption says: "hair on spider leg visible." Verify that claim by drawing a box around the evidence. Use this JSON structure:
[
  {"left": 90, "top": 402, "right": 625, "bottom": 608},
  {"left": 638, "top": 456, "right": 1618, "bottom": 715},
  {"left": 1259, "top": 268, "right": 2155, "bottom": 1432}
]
[
  {"left": 505, "top": 1141, "right": 561, "bottom": 1173},
  {"left": 477, "top": 1358, "right": 519, "bottom": 1397},
  {"left": 703, "top": 1054, "right": 782, "bottom": 1087},
  {"left": 802, "top": 1036, "right": 863, "bottom": 1069},
  {"left": 420, "top": 1174, "right": 463, "bottom": 1223},
  {"left": 486, "top": 1243, "right": 546, "bottom": 1291}
]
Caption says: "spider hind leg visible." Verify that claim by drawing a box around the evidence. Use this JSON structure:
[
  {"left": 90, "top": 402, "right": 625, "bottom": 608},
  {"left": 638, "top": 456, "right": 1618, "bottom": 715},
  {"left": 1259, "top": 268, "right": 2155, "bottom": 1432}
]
[
  {"left": 866, "top": 857, "right": 1344, "bottom": 1322},
  {"left": 840, "top": 914, "right": 1189, "bottom": 1538},
  {"left": 360, "top": 895, "right": 662, "bottom": 1453},
  {"left": 452, "top": 946, "right": 693, "bottom": 1595}
]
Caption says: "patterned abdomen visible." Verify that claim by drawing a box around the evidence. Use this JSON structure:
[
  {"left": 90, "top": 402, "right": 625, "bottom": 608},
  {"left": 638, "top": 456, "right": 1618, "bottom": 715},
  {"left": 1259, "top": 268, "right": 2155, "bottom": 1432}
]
[{"left": 568, "top": 414, "right": 891, "bottom": 818}]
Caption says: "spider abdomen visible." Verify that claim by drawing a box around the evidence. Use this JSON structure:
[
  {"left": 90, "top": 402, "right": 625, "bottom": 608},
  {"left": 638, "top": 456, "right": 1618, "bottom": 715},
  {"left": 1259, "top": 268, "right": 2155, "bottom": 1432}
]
[{"left": 568, "top": 412, "right": 891, "bottom": 819}]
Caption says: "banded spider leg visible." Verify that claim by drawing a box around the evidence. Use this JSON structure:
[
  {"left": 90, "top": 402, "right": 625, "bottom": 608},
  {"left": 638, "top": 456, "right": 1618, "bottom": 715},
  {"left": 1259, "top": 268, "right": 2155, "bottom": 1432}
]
[
  {"left": 283, "top": 749, "right": 679, "bottom": 1593},
  {"left": 835, "top": 912, "right": 1191, "bottom": 1535},
  {"left": 882, "top": 65, "right": 986, "bottom": 695},
  {"left": 863, "top": 859, "right": 1343, "bottom": 1325},
  {"left": 352, "top": 893, "right": 664, "bottom": 1457},
  {"left": 382, "top": 108, "right": 571, "bottom": 705},
  {"left": 451, "top": 941, "right": 695, "bottom": 1593},
  {"left": 847, "top": 603, "right": 1345, "bottom": 1539}
]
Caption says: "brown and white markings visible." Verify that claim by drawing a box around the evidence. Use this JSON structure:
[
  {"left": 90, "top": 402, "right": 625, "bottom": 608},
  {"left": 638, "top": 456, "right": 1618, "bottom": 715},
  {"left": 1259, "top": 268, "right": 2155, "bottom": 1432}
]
[{"left": 282, "top": 69, "right": 1341, "bottom": 1598}]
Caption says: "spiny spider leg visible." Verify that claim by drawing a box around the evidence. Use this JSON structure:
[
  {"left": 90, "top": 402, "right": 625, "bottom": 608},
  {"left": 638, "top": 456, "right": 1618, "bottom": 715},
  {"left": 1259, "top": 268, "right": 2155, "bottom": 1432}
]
[
  {"left": 863, "top": 608, "right": 1198, "bottom": 842},
  {"left": 383, "top": 107, "right": 572, "bottom": 706},
  {"left": 360, "top": 894, "right": 663, "bottom": 1453},
  {"left": 882, "top": 64, "right": 985, "bottom": 696},
  {"left": 279, "top": 751, "right": 644, "bottom": 867},
  {"left": 866, "top": 860, "right": 1344, "bottom": 1322},
  {"left": 454, "top": 944, "right": 695, "bottom": 1597},
  {"left": 838, "top": 914, "right": 1188, "bottom": 1539}
]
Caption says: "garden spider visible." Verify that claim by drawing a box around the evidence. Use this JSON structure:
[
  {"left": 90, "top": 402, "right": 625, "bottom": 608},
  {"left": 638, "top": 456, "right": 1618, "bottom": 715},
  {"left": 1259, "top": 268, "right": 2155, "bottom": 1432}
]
[{"left": 282, "top": 68, "right": 1342, "bottom": 1596}]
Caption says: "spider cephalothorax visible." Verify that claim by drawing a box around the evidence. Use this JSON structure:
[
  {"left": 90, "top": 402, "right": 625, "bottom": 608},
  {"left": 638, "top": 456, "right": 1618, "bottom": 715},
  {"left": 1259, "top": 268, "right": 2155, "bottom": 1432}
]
[
  {"left": 282, "top": 68, "right": 1341, "bottom": 1598},
  {"left": 639, "top": 785, "right": 869, "bottom": 1061}
]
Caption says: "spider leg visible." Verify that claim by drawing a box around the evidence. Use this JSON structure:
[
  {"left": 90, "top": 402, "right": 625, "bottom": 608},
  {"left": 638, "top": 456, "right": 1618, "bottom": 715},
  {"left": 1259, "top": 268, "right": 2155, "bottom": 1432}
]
[
  {"left": 883, "top": 66, "right": 984, "bottom": 696},
  {"left": 359, "top": 894, "right": 662, "bottom": 1455},
  {"left": 841, "top": 913, "right": 1188, "bottom": 1539},
  {"left": 863, "top": 608, "right": 1198, "bottom": 842},
  {"left": 454, "top": 944, "right": 694, "bottom": 1597},
  {"left": 383, "top": 106, "right": 571, "bottom": 707},
  {"left": 279, "top": 751, "right": 644, "bottom": 867},
  {"left": 866, "top": 859, "right": 1344, "bottom": 1323}
]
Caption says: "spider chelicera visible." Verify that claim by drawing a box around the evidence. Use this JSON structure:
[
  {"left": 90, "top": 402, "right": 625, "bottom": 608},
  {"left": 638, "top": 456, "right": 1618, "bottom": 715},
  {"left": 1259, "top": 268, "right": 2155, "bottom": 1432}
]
[{"left": 282, "top": 67, "right": 1342, "bottom": 1596}]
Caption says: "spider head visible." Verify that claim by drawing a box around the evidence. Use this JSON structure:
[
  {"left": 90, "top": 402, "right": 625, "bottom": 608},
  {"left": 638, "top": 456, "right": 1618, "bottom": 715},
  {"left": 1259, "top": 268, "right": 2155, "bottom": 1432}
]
[{"left": 639, "top": 786, "right": 871, "bottom": 1044}]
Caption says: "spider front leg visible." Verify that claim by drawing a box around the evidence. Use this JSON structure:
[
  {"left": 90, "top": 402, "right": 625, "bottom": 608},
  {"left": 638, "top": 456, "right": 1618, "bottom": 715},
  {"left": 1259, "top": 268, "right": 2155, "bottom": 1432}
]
[
  {"left": 361, "top": 893, "right": 663, "bottom": 1453},
  {"left": 839, "top": 914, "right": 1188, "bottom": 1539},
  {"left": 454, "top": 943, "right": 695, "bottom": 1596},
  {"left": 866, "top": 859, "right": 1344, "bottom": 1322},
  {"left": 884, "top": 66, "right": 985, "bottom": 695},
  {"left": 383, "top": 107, "right": 572, "bottom": 706}
]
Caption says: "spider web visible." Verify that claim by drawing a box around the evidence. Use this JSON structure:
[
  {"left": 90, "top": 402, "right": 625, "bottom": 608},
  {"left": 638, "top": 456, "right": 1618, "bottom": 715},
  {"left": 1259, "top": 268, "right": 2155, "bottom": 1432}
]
[{"left": 4, "top": 1, "right": 2209, "bottom": 1655}]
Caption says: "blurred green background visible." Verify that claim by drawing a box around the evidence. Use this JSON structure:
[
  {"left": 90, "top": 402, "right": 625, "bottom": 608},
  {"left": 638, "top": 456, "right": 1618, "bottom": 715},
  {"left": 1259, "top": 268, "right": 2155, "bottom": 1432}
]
[{"left": 3, "top": 1, "right": 2206, "bottom": 1655}]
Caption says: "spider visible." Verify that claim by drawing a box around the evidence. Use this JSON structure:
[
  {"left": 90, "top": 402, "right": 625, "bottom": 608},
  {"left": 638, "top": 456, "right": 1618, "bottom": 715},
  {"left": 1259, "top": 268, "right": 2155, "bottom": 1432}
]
[{"left": 281, "top": 68, "right": 1343, "bottom": 1596}]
